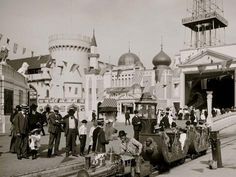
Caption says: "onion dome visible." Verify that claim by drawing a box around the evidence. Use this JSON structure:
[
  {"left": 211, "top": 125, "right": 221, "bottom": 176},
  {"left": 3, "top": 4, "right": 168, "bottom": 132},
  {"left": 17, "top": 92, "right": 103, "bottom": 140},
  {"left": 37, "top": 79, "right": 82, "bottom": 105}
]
[
  {"left": 118, "top": 51, "right": 143, "bottom": 66},
  {"left": 152, "top": 48, "right": 171, "bottom": 67}
]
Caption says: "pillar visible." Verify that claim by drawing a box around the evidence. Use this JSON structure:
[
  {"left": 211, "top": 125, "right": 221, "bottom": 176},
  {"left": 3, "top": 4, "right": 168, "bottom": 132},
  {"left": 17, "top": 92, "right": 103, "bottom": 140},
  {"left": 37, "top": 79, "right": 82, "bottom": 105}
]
[
  {"left": 207, "top": 91, "right": 213, "bottom": 127},
  {"left": 180, "top": 72, "right": 185, "bottom": 108}
]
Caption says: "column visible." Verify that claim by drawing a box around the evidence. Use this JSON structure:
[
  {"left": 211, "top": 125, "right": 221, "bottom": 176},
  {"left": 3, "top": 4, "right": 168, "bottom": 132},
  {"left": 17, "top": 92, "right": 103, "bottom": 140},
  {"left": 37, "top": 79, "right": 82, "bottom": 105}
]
[
  {"left": 180, "top": 71, "right": 185, "bottom": 108},
  {"left": 207, "top": 91, "right": 213, "bottom": 127}
]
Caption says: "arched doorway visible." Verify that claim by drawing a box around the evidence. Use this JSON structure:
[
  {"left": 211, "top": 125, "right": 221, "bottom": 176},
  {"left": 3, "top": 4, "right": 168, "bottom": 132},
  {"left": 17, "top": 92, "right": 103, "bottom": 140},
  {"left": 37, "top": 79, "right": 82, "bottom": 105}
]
[{"left": 186, "top": 71, "right": 234, "bottom": 109}]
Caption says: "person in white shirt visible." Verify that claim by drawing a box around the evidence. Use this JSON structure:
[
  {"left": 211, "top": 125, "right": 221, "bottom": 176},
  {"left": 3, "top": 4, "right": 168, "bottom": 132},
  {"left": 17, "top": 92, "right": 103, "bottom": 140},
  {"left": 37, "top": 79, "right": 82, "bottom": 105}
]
[{"left": 79, "top": 119, "right": 88, "bottom": 156}]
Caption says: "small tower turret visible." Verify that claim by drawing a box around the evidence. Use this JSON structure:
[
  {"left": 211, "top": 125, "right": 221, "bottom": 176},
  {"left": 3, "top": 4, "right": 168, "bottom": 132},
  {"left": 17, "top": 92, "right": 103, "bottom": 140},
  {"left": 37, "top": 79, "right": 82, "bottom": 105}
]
[{"left": 89, "top": 29, "right": 99, "bottom": 69}]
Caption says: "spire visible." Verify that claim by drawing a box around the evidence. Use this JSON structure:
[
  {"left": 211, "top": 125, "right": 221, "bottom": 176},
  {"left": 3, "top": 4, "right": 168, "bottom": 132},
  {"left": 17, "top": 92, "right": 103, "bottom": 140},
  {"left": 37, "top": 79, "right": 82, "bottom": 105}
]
[
  {"left": 161, "top": 36, "right": 163, "bottom": 51},
  {"left": 128, "top": 41, "right": 131, "bottom": 53},
  {"left": 91, "top": 29, "right": 97, "bottom": 47}
]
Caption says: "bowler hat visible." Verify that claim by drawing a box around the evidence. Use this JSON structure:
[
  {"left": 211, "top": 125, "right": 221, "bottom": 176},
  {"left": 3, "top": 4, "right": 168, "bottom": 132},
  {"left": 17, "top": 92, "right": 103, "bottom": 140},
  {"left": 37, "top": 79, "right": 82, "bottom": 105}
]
[
  {"left": 134, "top": 110, "right": 138, "bottom": 114},
  {"left": 97, "top": 120, "right": 104, "bottom": 126},
  {"left": 53, "top": 106, "right": 59, "bottom": 111},
  {"left": 118, "top": 130, "right": 127, "bottom": 137},
  {"left": 81, "top": 119, "right": 87, "bottom": 124},
  {"left": 31, "top": 103, "right": 38, "bottom": 109}
]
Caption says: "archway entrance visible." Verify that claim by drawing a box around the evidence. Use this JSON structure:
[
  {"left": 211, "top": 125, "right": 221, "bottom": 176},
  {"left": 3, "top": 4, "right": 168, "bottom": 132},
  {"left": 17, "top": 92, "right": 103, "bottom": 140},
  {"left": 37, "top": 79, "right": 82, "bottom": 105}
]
[{"left": 185, "top": 70, "right": 234, "bottom": 109}]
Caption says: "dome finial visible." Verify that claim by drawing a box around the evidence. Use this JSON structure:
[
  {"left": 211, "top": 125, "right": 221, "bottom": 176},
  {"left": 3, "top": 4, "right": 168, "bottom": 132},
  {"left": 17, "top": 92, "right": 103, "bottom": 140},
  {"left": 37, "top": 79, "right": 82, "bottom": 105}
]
[
  {"left": 161, "top": 36, "right": 163, "bottom": 51},
  {"left": 91, "top": 28, "right": 97, "bottom": 47},
  {"left": 128, "top": 41, "right": 131, "bottom": 53}
]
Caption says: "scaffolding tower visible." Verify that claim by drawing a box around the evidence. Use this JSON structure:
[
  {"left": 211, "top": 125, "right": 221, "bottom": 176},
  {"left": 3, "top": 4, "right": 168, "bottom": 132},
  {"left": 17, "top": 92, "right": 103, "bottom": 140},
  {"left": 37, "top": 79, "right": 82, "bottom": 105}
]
[{"left": 182, "top": 0, "right": 228, "bottom": 48}]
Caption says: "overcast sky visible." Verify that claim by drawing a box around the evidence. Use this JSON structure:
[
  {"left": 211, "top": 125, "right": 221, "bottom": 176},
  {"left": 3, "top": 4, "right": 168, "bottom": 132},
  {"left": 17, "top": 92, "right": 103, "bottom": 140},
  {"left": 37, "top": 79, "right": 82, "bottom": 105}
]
[{"left": 0, "top": 0, "right": 236, "bottom": 69}]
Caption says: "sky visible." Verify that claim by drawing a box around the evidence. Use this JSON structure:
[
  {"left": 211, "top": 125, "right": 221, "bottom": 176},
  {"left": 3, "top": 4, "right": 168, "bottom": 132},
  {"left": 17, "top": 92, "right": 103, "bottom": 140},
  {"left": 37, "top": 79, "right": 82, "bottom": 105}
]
[{"left": 0, "top": 0, "right": 236, "bottom": 69}]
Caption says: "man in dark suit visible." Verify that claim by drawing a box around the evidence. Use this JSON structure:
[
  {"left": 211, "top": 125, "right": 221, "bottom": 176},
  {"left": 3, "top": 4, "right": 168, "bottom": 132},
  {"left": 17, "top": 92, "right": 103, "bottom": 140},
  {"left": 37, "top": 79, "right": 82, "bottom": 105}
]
[
  {"left": 14, "top": 105, "right": 29, "bottom": 160},
  {"left": 47, "top": 106, "right": 62, "bottom": 157},
  {"left": 92, "top": 121, "right": 109, "bottom": 153},
  {"left": 28, "top": 104, "right": 41, "bottom": 131},
  {"left": 63, "top": 108, "right": 79, "bottom": 157},
  {"left": 132, "top": 110, "right": 142, "bottom": 141}
]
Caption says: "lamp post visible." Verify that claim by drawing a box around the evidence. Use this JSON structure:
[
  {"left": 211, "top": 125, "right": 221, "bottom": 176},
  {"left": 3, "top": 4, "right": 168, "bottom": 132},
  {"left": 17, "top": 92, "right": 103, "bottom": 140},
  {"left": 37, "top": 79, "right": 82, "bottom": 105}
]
[{"left": 206, "top": 91, "right": 213, "bottom": 127}]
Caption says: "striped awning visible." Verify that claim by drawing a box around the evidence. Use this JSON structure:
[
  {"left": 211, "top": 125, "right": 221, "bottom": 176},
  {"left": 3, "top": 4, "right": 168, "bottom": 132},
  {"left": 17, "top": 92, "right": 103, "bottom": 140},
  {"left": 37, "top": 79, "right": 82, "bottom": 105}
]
[{"left": 99, "top": 98, "right": 117, "bottom": 112}]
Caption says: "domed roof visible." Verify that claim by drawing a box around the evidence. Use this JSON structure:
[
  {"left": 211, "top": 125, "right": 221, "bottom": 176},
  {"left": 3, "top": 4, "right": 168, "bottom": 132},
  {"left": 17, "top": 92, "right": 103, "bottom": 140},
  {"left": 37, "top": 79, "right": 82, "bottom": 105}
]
[
  {"left": 152, "top": 49, "right": 171, "bottom": 67},
  {"left": 118, "top": 51, "right": 143, "bottom": 66}
]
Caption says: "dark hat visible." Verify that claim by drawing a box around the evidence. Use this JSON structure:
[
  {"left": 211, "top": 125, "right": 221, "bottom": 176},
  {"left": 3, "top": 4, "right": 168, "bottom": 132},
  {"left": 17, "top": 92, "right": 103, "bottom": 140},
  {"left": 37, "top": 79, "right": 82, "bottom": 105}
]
[
  {"left": 97, "top": 120, "right": 104, "bottom": 126},
  {"left": 31, "top": 103, "right": 38, "bottom": 109},
  {"left": 53, "top": 105, "right": 59, "bottom": 111},
  {"left": 81, "top": 120, "right": 87, "bottom": 124},
  {"left": 118, "top": 130, "right": 127, "bottom": 137},
  {"left": 16, "top": 105, "right": 22, "bottom": 109},
  {"left": 134, "top": 110, "right": 138, "bottom": 114}
]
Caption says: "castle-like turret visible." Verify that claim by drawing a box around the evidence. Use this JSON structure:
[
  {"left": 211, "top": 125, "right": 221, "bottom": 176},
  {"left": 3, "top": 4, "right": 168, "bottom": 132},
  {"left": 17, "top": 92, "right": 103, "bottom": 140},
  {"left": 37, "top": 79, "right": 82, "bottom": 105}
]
[{"left": 88, "top": 30, "right": 100, "bottom": 69}]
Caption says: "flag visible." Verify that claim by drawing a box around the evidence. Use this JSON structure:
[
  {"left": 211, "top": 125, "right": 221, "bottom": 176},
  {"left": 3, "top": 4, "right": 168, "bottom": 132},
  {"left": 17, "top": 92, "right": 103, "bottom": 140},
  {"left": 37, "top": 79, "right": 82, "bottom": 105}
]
[
  {"left": 13, "top": 43, "right": 18, "bottom": 54},
  {"left": 22, "top": 48, "right": 26, "bottom": 54},
  {"left": 6, "top": 38, "right": 10, "bottom": 44},
  {"left": 62, "top": 61, "right": 68, "bottom": 67},
  {"left": 31, "top": 51, "right": 34, "bottom": 57},
  {"left": 0, "top": 33, "right": 3, "bottom": 41},
  {"left": 70, "top": 64, "right": 79, "bottom": 72}
]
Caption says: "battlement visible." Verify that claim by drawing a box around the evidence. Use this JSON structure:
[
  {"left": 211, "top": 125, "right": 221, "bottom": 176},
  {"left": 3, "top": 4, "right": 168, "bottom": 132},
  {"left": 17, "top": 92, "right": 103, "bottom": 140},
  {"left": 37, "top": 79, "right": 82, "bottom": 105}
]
[{"left": 49, "top": 34, "right": 91, "bottom": 43}]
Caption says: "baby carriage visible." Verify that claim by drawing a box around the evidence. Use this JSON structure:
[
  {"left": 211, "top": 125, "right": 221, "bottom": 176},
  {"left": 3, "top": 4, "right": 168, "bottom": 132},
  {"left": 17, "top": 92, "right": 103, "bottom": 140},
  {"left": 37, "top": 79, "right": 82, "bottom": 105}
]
[{"left": 29, "top": 128, "right": 41, "bottom": 159}]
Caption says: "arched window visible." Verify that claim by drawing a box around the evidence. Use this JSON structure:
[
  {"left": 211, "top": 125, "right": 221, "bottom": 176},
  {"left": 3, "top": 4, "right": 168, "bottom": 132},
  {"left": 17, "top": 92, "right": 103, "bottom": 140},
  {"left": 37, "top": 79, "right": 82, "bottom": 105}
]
[{"left": 46, "top": 89, "right": 49, "bottom": 98}]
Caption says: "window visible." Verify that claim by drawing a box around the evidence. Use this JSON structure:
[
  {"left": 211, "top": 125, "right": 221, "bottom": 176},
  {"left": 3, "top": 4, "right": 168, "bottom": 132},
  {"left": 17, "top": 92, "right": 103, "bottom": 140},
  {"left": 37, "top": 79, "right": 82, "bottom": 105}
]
[
  {"left": 69, "top": 87, "right": 72, "bottom": 92},
  {"left": 75, "top": 87, "right": 78, "bottom": 95},
  {"left": 89, "top": 88, "right": 92, "bottom": 94},
  {"left": 46, "top": 89, "right": 49, "bottom": 97},
  {"left": 4, "top": 89, "right": 13, "bottom": 115}
]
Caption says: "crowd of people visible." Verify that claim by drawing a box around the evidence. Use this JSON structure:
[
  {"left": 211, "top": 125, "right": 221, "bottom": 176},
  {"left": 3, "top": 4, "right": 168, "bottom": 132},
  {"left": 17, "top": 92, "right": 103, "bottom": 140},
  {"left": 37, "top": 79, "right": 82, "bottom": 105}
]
[{"left": 8, "top": 102, "right": 233, "bottom": 176}]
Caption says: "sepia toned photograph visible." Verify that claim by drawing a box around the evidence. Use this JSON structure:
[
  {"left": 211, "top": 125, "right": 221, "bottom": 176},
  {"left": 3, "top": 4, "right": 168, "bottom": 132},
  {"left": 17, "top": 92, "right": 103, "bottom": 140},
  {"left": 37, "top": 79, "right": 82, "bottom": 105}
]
[{"left": 1, "top": 0, "right": 236, "bottom": 176}]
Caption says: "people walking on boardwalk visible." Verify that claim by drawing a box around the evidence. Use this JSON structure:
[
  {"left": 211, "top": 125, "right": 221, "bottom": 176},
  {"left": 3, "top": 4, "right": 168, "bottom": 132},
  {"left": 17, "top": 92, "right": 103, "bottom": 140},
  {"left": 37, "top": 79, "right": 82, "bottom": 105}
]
[
  {"left": 132, "top": 110, "right": 142, "bottom": 141},
  {"left": 9, "top": 105, "right": 21, "bottom": 153},
  {"left": 63, "top": 108, "right": 79, "bottom": 157},
  {"left": 125, "top": 110, "right": 131, "bottom": 125},
  {"left": 47, "top": 106, "right": 62, "bottom": 157},
  {"left": 118, "top": 130, "right": 143, "bottom": 177},
  {"left": 14, "top": 105, "right": 29, "bottom": 160},
  {"left": 79, "top": 119, "right": 88, "bottom": 156}
]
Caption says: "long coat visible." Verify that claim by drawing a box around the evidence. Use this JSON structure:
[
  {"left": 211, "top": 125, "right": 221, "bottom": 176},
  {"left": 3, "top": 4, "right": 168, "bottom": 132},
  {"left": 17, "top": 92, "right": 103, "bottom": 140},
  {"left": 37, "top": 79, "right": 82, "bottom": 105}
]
[
  {"left": 93, "top": 127, "right": 109, "bottom": 153},
  {"left": 63, "top": 115, "right": 79, "bottom": 136},
  {"left": 47, "top": 112, "right": 62, "bottom": 134},
  {"left": 14, "top": 112, "right": 29, "bottom": 135}
]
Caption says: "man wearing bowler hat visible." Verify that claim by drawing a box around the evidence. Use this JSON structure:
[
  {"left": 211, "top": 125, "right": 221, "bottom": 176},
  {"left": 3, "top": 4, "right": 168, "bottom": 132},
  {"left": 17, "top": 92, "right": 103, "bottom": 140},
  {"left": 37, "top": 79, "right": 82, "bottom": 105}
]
[
  {"left": 63, "top": 107, "right": 79, "bottom": 157},
  {"left": 118, "top": 130, "right": 142, "bottom": 177},
  {"left": 132, "top": 110, "right": 142, "bottom": 141},
  {"left": 47, "top": 106, "right": 62, "bottom": 157}
]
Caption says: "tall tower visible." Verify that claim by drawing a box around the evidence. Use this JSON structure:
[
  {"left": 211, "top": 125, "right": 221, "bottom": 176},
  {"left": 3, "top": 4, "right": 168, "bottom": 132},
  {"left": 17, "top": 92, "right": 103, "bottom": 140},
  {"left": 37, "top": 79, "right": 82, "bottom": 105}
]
[
  {"left": 182, "top": 0, "right": 228, "bottom": 48},
  {"left": 89, "top": 30, "right": 99, "bottom": 69}
]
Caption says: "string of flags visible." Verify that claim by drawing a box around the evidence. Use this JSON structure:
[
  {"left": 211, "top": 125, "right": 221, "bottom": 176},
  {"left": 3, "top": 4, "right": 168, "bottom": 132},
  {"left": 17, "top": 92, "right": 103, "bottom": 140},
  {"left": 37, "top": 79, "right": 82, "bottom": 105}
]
[{"left": 0, "top": 32, "right": 36, "bottom": 57}]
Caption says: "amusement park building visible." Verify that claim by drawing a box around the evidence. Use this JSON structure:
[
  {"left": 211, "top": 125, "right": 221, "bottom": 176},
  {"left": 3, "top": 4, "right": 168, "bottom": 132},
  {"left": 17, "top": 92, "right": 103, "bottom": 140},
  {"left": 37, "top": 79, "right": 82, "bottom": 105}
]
[
  {"left": 0, "top": 61, "right": 28, "bottom": 133},
  {"left": 6, "top": 32, "right": 180, "bottom": 122}
]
